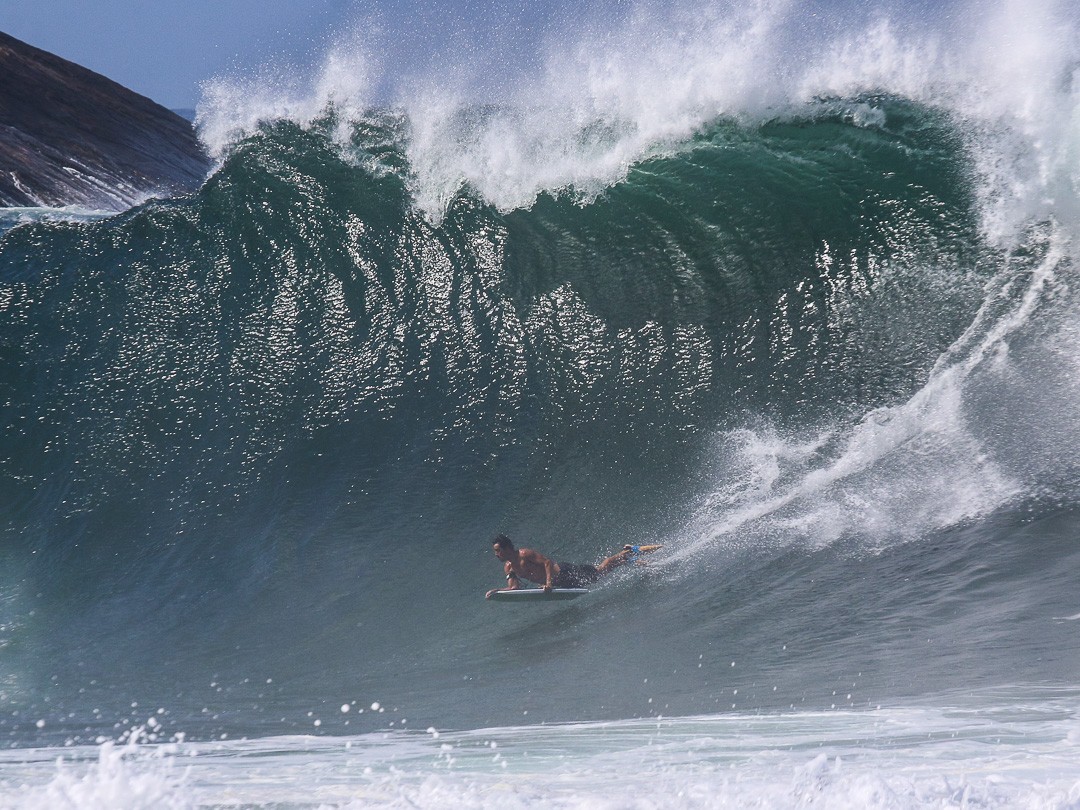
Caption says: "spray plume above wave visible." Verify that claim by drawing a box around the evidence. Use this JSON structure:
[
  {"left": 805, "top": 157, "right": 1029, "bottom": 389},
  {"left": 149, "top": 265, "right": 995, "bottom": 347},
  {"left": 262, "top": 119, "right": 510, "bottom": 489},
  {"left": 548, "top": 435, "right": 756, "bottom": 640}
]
[
  {"left": 2, "top": 2, "right": 1080, "bottom": 802},
  {"left": 191, "top": 0, "right": 1080, "bottom": 553},
  {"left": 197, "top": 0, "right": 1080, "bottom": 237}
]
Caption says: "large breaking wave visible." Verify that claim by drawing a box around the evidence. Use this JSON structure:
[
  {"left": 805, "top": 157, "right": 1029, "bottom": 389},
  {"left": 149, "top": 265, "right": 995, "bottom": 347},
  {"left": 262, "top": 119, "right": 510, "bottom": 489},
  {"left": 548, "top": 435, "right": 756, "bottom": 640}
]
[{"left": 2, "top": 0, "right": 1079, "bottom": 767}]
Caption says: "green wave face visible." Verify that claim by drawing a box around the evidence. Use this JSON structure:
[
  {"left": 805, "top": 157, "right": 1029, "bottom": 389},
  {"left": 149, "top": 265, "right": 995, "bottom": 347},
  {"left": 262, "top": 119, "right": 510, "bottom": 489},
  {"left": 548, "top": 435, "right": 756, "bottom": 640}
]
[{"left": 0, "top": 97, "right": 1073, "bottom": 742}]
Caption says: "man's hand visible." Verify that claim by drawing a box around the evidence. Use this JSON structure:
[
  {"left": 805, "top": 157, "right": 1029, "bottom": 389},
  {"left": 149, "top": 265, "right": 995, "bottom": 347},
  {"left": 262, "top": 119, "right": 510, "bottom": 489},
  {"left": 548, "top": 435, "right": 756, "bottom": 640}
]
[{"left": 543, "top": 584, "right": 552, "bottom": 593}]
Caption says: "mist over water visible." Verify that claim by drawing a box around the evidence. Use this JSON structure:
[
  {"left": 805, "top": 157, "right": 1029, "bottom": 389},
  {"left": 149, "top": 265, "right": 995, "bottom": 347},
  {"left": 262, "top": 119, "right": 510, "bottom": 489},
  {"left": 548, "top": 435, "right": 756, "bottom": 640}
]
[{"left": 3, "top": 0, "right": 1080, "bottom": 805}]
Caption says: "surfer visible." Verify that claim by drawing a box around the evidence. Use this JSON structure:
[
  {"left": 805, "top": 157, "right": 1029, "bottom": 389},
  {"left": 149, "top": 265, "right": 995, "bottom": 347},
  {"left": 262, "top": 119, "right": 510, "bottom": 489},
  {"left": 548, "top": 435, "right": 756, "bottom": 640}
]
[{"left": 485, "top": 534, "right": 661, "bottom": 598}]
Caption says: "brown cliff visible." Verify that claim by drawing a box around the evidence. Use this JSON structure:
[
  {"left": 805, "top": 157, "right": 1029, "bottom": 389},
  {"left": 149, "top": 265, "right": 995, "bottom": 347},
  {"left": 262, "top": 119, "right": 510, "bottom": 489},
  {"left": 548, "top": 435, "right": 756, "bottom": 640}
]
[{"left": 0, "top": 31, "right": 210, "bottom": 208}]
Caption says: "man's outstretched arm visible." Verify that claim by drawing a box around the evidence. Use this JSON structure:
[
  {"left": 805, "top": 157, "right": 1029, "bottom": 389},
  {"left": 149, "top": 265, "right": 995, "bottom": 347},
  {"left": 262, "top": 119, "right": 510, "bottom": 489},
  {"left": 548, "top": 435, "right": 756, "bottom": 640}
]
[
  {"left": 485, "top": 566, "right": 523, "bottom": 599},
  {"left": 543, "top": 557, "right": 556, "bottom": 592}
]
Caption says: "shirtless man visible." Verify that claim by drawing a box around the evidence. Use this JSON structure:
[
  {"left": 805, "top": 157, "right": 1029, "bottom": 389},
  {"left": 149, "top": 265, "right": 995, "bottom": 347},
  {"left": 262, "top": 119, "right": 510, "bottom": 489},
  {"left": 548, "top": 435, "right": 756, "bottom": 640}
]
[{"left": 484, "top": 534, "right": 662, "bottom": 598}]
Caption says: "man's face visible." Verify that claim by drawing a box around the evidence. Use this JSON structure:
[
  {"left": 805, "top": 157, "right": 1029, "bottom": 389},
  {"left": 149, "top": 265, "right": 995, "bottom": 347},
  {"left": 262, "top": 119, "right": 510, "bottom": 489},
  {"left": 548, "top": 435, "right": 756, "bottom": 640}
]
[{"left": 493, "top": 543, "right": 511, "bottom": 561}]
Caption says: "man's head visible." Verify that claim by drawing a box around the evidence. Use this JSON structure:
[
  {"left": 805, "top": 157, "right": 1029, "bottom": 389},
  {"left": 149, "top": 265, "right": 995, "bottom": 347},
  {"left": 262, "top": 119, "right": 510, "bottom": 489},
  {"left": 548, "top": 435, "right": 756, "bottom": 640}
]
[{"left": 492, "top": 534, "right": 515, "bottom": 560}]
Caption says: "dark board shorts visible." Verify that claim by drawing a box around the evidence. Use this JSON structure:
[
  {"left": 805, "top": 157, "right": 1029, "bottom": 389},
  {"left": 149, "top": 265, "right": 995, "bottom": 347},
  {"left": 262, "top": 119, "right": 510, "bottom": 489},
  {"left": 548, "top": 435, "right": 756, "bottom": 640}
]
[{"left": 554, "top": 562, "right": 600, "bottom": 588}]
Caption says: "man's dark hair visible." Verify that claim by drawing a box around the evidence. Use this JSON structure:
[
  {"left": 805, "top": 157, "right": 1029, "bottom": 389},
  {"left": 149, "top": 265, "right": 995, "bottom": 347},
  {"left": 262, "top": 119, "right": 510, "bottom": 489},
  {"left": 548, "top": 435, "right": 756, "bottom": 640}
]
[{"left": 492, "top": 534, "right": 514, "bottom": 551}]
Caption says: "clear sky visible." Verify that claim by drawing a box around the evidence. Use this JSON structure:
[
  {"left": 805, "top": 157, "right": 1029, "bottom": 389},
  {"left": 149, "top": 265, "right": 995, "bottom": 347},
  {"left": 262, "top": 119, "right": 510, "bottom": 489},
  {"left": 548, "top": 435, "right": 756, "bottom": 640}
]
[
  {"left": 1, "top": 1, "right": 374, "bottom": 109},
  {"left": 0, "top": 0, "right": 605, "bottom": 110}
]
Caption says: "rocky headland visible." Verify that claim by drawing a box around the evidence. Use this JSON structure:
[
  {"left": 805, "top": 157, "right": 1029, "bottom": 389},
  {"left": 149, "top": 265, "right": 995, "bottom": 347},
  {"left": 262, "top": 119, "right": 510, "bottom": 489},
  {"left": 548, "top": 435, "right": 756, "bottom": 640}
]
[{"left": 0, "top": 31, "right": 210, "bottom": 209}]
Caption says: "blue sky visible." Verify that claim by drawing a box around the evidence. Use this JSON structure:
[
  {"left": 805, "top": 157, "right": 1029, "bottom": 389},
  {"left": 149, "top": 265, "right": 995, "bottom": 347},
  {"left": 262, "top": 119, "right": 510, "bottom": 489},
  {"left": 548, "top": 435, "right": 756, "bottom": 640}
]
[
  {"left": 2, "top": 1, "right": 363, "bottom": 108},
  {"left": 1, "top": 0, "right": 610, "bottom": 110}
]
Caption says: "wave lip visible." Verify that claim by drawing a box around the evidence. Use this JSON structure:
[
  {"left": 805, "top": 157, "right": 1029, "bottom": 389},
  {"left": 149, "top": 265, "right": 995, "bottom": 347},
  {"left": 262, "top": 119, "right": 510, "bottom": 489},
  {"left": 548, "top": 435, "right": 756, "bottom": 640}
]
[{"left": 193, "top": 0, "right": 1080, "bottom": 241}]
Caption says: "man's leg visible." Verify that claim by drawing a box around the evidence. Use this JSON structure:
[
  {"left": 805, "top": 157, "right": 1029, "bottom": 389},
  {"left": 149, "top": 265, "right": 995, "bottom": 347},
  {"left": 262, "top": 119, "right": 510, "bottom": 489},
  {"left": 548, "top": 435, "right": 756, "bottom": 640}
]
[
  {"left": 596, "top": 549, "right": 631, "bottom": 575},
  {"left": 596, "top": 544, "right": 663, "bottom": 574}
]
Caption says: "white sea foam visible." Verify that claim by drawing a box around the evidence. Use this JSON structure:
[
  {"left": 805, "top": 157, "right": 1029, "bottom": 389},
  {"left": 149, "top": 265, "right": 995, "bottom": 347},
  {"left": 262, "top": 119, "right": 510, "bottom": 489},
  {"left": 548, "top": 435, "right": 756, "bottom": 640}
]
[
  {"left": 194, "top": 0, "right": 1080, "bottom": 238},
  {"left": 0, "top": 729, "right": 189, "bottom": 810},
  {"left": 398, "top": 0, "right": 796, "bottom": 219},
  {"left": 0, "top": 206, "right": 120, "bottom": 237},
  {"left": 191, "top": 0, "right": 1080, "bottom": 554},
  {"left": 656, "top": 0, "right": 1079, "bottom": 557},
  {"left": 196, "top": 24, "right": 379, "bottom": 162},
  {"left": 676, "top": 223, "right": 1069, "bottom": 559},
  {"left": 2, "top": 695, "right": 1078, "bottom": 809}
]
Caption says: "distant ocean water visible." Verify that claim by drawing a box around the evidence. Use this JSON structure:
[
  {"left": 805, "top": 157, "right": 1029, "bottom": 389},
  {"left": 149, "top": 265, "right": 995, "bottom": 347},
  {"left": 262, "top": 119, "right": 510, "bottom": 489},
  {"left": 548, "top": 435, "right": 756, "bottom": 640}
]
[{"left": 3, "top": 1, "right": 1080, "bottom": 806}]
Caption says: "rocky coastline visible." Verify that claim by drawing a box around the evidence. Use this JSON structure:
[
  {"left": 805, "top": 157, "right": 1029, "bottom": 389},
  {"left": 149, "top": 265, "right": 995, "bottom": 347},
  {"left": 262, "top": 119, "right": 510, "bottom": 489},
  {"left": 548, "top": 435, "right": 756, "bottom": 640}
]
[{"left": 0, "top": 31, "right": 210, "bottom": 209}]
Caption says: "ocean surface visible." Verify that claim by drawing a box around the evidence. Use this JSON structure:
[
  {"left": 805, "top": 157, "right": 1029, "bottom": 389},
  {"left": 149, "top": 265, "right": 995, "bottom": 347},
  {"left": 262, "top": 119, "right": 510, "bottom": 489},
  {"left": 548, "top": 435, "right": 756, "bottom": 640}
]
[{"left": 3, "top": 1, "right": 1080, "bottom": 806}]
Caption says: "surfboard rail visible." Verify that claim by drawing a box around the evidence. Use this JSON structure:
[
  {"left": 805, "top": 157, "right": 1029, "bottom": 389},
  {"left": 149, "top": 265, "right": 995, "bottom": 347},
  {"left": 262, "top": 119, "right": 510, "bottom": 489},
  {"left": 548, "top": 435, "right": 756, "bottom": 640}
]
[{"left": 488, "top": 588, "right": 588, "bottom": 602}]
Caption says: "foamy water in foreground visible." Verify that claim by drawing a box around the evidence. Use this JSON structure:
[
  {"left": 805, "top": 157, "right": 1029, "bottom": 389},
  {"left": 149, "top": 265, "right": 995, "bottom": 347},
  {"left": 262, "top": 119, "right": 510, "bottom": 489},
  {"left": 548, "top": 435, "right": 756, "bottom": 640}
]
[{"left": 3, "top": 691, "right": 1079, "bottom": 809}]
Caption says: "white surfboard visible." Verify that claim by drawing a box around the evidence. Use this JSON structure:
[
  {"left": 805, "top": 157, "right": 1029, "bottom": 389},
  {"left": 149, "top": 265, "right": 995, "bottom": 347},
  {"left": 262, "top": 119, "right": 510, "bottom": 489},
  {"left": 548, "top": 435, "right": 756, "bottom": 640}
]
[{"left": 488, "top": 588, "right": 588, "bottom": 602}]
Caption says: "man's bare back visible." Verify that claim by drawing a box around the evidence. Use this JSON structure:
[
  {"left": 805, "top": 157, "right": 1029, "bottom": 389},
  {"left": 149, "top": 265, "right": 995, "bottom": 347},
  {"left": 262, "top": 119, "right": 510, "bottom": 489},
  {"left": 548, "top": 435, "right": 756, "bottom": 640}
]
[{"left": 485, "top": 534, "right": 662, "bottom": 599}]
